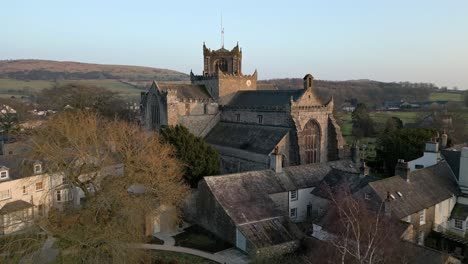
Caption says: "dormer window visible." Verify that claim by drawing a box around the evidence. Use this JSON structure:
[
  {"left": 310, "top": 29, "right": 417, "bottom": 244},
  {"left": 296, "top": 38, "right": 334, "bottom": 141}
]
[
  {"left": 0, "top": 166, "right": 9, "bottom": 180},
  {"left": 34, "top": 163, "right": 42, "bottom": 174}
]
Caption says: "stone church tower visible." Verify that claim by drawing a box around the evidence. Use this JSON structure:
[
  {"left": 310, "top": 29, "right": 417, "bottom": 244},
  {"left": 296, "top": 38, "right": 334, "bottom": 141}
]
[
  {"left": 141, "top": 42, "right": 345, "bottom": 174},
  {"left": 191, "top": 43, "right": 257, "bottom": 105}
]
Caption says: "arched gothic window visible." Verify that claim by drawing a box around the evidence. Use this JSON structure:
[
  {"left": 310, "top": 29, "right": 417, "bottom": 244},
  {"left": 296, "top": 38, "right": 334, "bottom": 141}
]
[
  {"left": 150, "top": 94, "right": 160, "bottom": 126},
  {"left": 303, "top": 120, "right": 320, "bottom": 164}
]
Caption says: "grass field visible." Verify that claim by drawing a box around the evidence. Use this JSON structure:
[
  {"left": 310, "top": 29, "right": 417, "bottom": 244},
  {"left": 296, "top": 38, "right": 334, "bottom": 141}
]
[
  {"left": 0, "top": 78, "right": 144, "bottom": 99},
  {"left": 337, "top": 111, "right": 424, "bottom": 146},
  {"left": 370, "top": 111, "right": 420, "bottom": 124},
  {"left": 429, "top": 92, "right": 463, "bottom": 102}
]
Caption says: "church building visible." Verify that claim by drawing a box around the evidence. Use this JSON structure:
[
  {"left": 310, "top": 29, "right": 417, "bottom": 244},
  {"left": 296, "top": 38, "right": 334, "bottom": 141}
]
[{"left": 140, "top": 42, "right": 344, "bottom": 173}]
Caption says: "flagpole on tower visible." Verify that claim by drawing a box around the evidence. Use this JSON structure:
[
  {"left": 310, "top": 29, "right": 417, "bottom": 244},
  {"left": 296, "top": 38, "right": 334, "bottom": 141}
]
[{"left": 221, "top": 13, "right": 224, "bottom": 49}]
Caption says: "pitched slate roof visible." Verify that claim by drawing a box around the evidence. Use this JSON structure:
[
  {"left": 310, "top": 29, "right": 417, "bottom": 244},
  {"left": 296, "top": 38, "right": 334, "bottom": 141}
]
[
  {"left": 237, "top": 217, "right": 298, "bottom": 249},
  {"left": 0, "top": 200, "right": 33, "bottom": 214},
  {"left": 205, "top": 122, "right": 290, "bottom": 155},
  {"left": 442, "top": 148, "right": 462, "bottom": 180},
  {"left": 450, "top": 203, "right": 468, "bottom": 220},
  {"left": 0, "top": 155, "right": 47, "bottom": 182},
  {"left": 203, "top": 160, "right": 359, "bottom": 225},
  {"left": 368, "top": 161, "right": 459, "bottom": 219},
  {"left": 228, "top": 90, "right": 304, "bottom": 107},
  {"left": 158, "top": 84, "right": 212, "bottom": 100}
]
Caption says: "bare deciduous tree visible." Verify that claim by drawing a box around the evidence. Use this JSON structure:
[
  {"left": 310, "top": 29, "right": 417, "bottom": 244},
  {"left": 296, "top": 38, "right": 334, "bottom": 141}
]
[
  {"left": 306, "top": 186, "right": 415, "bottom": 264},
  {"left": 25, "top": 111, "right": 189, "bottom": 263}
]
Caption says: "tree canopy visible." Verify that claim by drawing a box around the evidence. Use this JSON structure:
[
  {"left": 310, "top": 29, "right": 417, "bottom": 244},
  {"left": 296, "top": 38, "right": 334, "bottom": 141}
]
[
  {"left": 383, "top": 116, "right": 403, "bottom": 133},
  {"left": 27, "top": 111, "right": 188, "bottom": 263},
  {"left": 351, "top": 103, "right": 375, "bottom": 138},
  {"left": 161, "top": 125, "right": 220, "bottom": 187},
  {"left": 37, "top": 83, "right": 129, "bottom": 119},
  {"left": 376, "top": 128, "right": 435, "bottom": 176}
]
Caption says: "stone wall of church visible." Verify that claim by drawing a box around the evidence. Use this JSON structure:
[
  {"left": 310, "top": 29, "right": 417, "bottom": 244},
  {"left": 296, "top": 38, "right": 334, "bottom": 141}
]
[
  {"left": 166, "top": 95, "right": 219, "bottom": 136},
  {"left": 220, "top": 109, "right": 292, "bottom": 127},
  {"left": 192, "top": 73, "right": 257, "bottom": 105},
  {"left": 291, "top": 108, "right": 334, "bottom": 164},
  {"left": 218, "top": 74, "right": 257, "bottom": 105},
  {"left": 141, "top": 90, "right": 168, "bottom": 131}
]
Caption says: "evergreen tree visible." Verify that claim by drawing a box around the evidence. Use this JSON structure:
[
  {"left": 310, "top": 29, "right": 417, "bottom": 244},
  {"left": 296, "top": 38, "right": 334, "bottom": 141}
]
[
  {"left": 161, "top": 125, "right": 220, "bottom": 187},
  {"left": 351, "top": 103, "right": 375, "bottom": 138},
  {"left": 376, "top": 128, "right": 435, "bottom": 176},
  {"left": 383, "top": 116, "right": 403, "bottom": 133}
]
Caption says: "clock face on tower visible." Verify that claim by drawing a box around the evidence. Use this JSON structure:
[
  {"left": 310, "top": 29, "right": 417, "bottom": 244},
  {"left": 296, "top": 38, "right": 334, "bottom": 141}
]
[{"left": 246, "top": 80, "right": 251, "bottom": 87}]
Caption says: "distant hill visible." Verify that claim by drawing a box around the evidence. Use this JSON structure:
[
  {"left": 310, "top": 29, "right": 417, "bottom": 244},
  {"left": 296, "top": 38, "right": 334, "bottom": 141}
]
[
  {"left": 0, "top": 59, "right": 189, "bottom": 81},
  {"left": 258, "top": 78, "right": 438, "bottom": 108}
]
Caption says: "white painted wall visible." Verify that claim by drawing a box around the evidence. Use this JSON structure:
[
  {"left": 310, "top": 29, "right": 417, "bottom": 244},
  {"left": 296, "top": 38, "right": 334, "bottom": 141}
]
[
  {"left": 288, "top": 187, "right": 314, "bottom": 223},
  {"left": 408, "top": 151, "right": 440, "bottom": 171},
  {"left": 459, "top": 148, "right": 468, "bottom": 194},
  {"left": 236, "top": 228, "right": 247, "bottom": 252},
  {"left": 434, "top": 196, "right": 456, "bottom": 225},
  {"left": 0, "top": 174, "right": 52, "bottom": 215}
]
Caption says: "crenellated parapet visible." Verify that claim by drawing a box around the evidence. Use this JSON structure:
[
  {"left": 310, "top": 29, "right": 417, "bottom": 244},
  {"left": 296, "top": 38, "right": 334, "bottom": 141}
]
[
  {"left": 190, "top": 69, "right": 257, "bottom": 82},
  {"left": 202, "top": 43, "right": 243, "bottom": 76}
]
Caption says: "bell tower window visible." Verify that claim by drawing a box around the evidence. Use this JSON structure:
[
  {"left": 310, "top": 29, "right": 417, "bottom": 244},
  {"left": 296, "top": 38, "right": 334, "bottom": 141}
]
[{"left": 214, "top": 58, "right": 228, "bottom": 73}]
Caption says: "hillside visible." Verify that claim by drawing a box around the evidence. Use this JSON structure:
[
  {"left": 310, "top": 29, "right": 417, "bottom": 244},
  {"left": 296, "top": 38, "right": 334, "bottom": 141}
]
[
  {"left": 0, "top": 59, "right": 189, "bottom": 81},
  {"left": 258, "top": 78, "right": 439, "bottom": 107},
  {"left": 0, "top": 59, "right": 190, "bottom": 99}
]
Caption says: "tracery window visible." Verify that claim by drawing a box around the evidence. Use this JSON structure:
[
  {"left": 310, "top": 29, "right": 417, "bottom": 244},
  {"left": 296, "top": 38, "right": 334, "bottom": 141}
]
[
  {"left": 150, "top": 94, "right": 160, "bottom": 126},
  {"left": 304, "top": 120, "right": 320, "bottom": 164}
]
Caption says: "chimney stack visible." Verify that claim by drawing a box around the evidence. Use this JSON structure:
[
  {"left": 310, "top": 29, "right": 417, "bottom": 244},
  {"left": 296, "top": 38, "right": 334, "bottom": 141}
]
[
  {"left": 360, "top": 160, "right": 369, "bottom": 178},
  {"left": 384, "top": 191, "right": 392, "bottom": 216},
  {"left": 425, "top": 140, "right": 439, "bottom": 153},
  {"left": 270, "top": 146, "right": 283, "bottom": 173},
  {"left": 395, "top": 159, "right": 410, "bottom": 182},
  {"left": 440, "top": 130, "right": 448, "bottom": 149},
  {"left": 351, "top": 140, "right": 360, "bottom": 163}
]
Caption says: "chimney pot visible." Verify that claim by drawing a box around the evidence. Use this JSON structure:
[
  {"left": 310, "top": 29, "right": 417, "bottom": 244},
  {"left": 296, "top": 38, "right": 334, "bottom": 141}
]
[
  {"left": 270, "top": 147, "right": 283, "bottom": 173},
  {"left": 395, "top": 160, "right": 410, "bottom": 182}
]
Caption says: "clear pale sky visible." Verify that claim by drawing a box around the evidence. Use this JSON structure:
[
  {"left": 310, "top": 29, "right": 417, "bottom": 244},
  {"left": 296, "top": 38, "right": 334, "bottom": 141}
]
[{"left": 2, "top": 0, "right": 467, "bottom": 88}]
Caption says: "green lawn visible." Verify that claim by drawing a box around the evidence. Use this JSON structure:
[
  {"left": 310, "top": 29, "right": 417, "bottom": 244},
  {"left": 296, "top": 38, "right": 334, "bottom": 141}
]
[
  {"left": 58, "top": 79, "right": 143, "bottom": 98},
  {"left": 429, "top": 92, "right": 463, "bottom": 102},
  {"left": 173, "top": 225, "right": 231, "bottom": 253},
  {"left": 0, "top": 78, "right": 143, "bottom": 99},
  {"left": 337, "top": 111, "right": 423, "bottom": 146},
  {"left": 370, "top": 111, "right": 420, "bottom": 124},
  {"left": 0, "top": 78, "right": 54, "bottom": 91}
]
